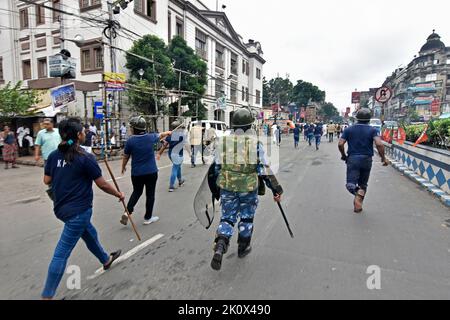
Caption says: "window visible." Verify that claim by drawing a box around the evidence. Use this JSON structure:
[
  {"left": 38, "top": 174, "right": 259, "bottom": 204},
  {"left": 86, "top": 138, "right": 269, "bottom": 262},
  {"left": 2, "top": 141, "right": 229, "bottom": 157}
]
[
  {"left": 176, "top": 17, "right": 183, "bottom": 38},
  {"left": 20, "top": 8, "right": 29, "bottom": 29},
  {"left": 230, "top": 82, "right": 237, "bottom": 103},
  {"left": 37, "top": 58, "right": 47, "bottom": 78},
  {"left": 256, "top": 68, "right": 261, "bottom": 80},
  {"left": 246, "top": 87, "right": 249, "bottom": 102},
  {"left": 215, "top": 81, "right": 224, "bottom": 98},
  {"left": 426, "top": 74, "right": 437, "bottom": 82},
  {"left": 22, "top": 60, "right": 31, "bottom": 80},
  {"left": 230, "top": 52, "right": 238, "bottom": 75},
  {"left": 168, "top": 12, "right": 171, "bottom": 41},
  {"left": 256, "top": 90, "right": 261, "bottom": 104},
  {"left": 434, "top": 59, "right": 439, "bottom": 65},
  {"left": 135, "top": 0, "right": 157, "bottom": 22},
  {"left": 36, "top": 5, "right": 45, "bottom": 25},
  {"left": 195, "top": 29, "right": 208, "bottom": 60},
  {"left": 242, "top": 86, "right": 245, "bottom": 100},
  {"left": 53, "top": 0, "right": 60, "bottom": 22},
  {"left": 246, "top": 63, "right": 249, "bottom": 76},
  {"left": 80, "top": 0, "right": 101, "bottom": 12},
  {"left": 0, "top": 57, "right": 4, "bottom": 83},
  {"left": 36, "top": 37, "right": 46, "bottom": 48},
  {"left": 216, "top": 43, "right": 224, "bottom": 69},
  {"left": 80, "top": 41, "right": 103, "bottom": 73},
  {"left": 242, "top": 60, "right": 246, "bottom": 74}
]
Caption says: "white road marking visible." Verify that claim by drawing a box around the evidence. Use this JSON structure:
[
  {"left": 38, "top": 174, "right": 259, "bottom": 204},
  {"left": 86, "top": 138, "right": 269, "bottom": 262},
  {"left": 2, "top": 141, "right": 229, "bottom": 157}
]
[{"left": 86, "top": 233, "right": 164, "bottom": 280}]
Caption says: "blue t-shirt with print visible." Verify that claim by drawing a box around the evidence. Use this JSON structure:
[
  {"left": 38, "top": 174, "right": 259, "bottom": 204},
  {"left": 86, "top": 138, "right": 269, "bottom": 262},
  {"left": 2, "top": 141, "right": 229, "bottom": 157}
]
[
  {"left": 165, "top": 131, "right": 186, "bottom": 160},
  {"left": 124, "top": 133, "right": 160, "bottom": 176},
  {"left": 45, "top": 150, "right": 102, "bottom": 222},
  {"left": 341, "top": 124, "right": 379, "bottom": 157}
]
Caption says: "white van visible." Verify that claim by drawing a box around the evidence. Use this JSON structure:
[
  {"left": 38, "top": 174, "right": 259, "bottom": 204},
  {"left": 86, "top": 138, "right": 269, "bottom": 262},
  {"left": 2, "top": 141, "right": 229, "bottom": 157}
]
[{"left": 188, "top": 120, "right": 229, "bottom": 138}]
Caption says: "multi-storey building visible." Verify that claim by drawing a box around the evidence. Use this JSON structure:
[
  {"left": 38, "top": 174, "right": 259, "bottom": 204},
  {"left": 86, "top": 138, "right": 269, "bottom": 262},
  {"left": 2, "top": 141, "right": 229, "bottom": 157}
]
[
  {"left": 0, "top": 0, "right": 264, "bottom": 127},
  {"left": 381, "top": 31, "right": 450, "bottom": 121}
]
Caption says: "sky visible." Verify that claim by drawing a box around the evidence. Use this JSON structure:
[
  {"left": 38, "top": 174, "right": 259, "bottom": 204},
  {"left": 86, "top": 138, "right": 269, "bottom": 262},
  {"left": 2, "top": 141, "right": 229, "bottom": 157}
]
[{"left": 202, "top": 0, "right": 450, "bottom": 112}]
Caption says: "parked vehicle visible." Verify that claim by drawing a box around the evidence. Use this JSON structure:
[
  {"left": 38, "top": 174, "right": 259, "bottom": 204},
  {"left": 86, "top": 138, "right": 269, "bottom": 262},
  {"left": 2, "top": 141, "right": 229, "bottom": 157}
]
[
  {"left": 188, "top": 120, "right": 229, "bottom": 138},
  {"left": 383, "top": 120, "right": 399, "bottom": 129},
  {"left": 369, "top": 118, "right": 383, "bottom": 134}
]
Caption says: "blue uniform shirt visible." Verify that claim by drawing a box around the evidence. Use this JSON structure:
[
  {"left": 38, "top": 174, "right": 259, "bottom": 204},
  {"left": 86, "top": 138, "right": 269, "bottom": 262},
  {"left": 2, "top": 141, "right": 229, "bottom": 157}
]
[
  {"left": 124, "top": 133, "right": 160, "bottom": 176},
  {"left": 341, "top": 124, "right": 379, "bottom": 157},
  {"left": 45, "top": 150, "right": 102, "bottom": 222}
]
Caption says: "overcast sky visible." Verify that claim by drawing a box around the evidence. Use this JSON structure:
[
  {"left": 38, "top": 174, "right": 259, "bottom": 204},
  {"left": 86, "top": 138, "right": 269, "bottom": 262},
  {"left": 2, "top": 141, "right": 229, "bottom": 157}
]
[{"left": 203, "top": 0, "right": 450, "bottom": 112}]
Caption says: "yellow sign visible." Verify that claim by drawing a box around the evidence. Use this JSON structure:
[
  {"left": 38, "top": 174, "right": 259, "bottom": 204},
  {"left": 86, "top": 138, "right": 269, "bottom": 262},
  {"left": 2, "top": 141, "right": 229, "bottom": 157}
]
[{"left": 103, "top": 72, "right": 126, "bottom": 83}]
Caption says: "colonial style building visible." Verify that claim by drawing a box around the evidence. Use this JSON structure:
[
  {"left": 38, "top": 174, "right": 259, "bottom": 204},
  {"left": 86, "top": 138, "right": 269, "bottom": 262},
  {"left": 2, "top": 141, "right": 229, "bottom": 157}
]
[
  {"left": 0, "top": 0, "right": 265, "bottom": 126},
  {"left": 381, "top": 31, "right": 450, "bottom": 121}
]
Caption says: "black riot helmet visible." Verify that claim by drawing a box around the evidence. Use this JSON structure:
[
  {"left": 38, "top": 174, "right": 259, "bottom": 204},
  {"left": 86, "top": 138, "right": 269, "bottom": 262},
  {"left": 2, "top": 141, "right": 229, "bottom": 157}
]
[
  {"left": 356, "top": 108, "right": 372, "bottom": 123},
  {"left": 129, "top": 116, "right": 147, "bottom": 131},
  {"left": 231, "top": 108, "right": 255, "bottom": 129}
]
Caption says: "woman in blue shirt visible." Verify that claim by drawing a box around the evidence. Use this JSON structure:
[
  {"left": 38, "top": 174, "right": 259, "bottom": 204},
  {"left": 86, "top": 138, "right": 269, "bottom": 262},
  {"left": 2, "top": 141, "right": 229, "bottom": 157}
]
[
  {"left": 42, "top": 118, "right": 125, "bottom": 299},
  {"left": 120, "top": 116, "right": 172, "bottom": 226}
]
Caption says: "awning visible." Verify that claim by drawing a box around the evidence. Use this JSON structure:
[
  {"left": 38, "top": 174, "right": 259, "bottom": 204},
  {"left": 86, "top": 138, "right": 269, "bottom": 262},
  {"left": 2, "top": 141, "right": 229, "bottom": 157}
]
[{"left": 439, "top": 113, "right": 450, "bottom": 119}]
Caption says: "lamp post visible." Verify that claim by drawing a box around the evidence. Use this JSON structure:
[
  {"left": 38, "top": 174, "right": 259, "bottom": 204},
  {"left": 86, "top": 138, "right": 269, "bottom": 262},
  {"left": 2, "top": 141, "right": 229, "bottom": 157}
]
[{"left": 138, "top": 68, "right": 144, "bottom": 81}]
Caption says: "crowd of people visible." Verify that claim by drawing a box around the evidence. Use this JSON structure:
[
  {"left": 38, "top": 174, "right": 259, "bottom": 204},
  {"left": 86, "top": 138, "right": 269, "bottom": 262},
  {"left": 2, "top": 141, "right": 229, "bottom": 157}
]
[{"left": 1, "top": 108, "right": 390, "bottom": 299}]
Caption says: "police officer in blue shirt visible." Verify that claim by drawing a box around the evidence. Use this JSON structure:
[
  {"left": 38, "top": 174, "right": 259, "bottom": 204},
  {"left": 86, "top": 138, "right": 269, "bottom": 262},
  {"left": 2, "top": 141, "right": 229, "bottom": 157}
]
[{"left": 338, "top": 109, "right": 390, "bottom": 213}]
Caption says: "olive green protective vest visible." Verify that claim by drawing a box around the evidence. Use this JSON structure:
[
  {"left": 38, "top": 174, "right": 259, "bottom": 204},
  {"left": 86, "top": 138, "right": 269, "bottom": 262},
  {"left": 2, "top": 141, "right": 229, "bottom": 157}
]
[{"left": 217, "top": 135, "right": 259, "bottom": 193}]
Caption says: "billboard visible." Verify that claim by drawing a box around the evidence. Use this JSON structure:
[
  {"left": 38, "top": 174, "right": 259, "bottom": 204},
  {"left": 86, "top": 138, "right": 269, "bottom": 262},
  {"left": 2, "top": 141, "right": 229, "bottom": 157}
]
[
  {"left": 351, "top": 92, "right": 361, "bottom": 104},
  {"left": 50, "top": 83, "right": 76, "bottom": 109},
  {"left": 104, "top": 72, "right": 126, "bottom": 91}
]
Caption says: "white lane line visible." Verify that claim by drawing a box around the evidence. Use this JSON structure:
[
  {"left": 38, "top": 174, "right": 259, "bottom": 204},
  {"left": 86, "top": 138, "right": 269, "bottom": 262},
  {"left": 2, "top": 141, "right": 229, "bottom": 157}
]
[{"left": 86, "top": 233, "right": 164, "bottom": 280}]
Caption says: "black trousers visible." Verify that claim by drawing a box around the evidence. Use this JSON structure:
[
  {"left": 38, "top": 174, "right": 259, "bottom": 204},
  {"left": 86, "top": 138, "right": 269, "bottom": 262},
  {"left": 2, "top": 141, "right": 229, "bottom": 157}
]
[{"left": 127, "top": 172, "right": 158, "bottom": 220}]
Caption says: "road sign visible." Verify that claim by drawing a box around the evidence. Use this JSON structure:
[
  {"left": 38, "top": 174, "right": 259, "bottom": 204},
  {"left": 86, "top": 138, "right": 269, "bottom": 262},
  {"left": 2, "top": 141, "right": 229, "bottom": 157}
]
[
  {"left": 351, "top": 92, "right": 361, "bottom": 104},
  {"left": 94, "top": 101, "right": 104, "bottom": 119},
  {"left": 49, "top": 54, "right": 76, "bottom": 79},
  {"left": 50, "top": 83, "right": 76, "bottom": 109},
  {"left": 375, "top": 87, "right": 393, "bottom": 103},
  {"left": 216, "top": 94, "right": 227, "bottom": 110}
]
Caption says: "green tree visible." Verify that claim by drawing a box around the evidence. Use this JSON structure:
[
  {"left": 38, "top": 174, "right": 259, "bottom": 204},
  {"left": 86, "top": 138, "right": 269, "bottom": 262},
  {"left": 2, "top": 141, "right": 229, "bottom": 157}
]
[
  {"left": 0, "top": 81, "right": 41, "bottom": 120},
  {"left": 262, "top": 77, "right": 271, "bottom": 106},
  {"left": 167, "top": 36, "right": 208, "bottom": 119},
  {"left": 292, "top": 80, "right": 325, "bottom": 107},
  {"left": 125, "top": 35, "right": 208, "bottom": 121},
  {"left": 318, "top": 102, "right": 339, "bottom": 122},
  {"left": 266, "top": 77, "right": 293, "bottom": 106}
]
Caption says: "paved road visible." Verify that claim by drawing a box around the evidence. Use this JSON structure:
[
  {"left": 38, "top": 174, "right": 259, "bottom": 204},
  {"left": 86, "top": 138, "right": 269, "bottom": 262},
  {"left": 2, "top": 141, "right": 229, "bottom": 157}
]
[{"left": 1, "top": 137, "right": 450, "bottom": 300}]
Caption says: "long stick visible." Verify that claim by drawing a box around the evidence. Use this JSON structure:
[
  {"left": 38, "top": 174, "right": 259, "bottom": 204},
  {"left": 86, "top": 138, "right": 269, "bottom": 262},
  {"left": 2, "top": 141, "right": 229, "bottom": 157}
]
[
  {"left": 104, "top": 158, "right": 142, "bottom": 241},
  {"left": 277, "top": 202, "right": 294, "bottom": 238}
]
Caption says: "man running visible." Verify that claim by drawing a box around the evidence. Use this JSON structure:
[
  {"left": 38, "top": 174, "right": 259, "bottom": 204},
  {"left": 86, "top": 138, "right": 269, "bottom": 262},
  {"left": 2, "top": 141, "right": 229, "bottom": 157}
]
[
  {"left": 338, "top": 109, "right": 390, "bottom": 213},
  {"left": 293, "top": 124, "right": 301, "bottom": 149}
]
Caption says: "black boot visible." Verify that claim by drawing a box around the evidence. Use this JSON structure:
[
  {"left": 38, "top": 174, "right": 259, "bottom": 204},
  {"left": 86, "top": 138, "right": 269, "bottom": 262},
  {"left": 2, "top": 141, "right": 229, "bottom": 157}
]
[
  {"left": 211, "top": 236, "right": 229, "bottom": 271},
  {"left": 237, "top": 235, "right": 252, "bottom": 258}
]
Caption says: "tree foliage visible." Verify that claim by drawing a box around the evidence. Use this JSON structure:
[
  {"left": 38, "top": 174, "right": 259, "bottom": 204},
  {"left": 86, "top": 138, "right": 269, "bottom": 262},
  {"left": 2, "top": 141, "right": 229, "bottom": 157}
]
[
  {"left": 125, "top": 35, "right": 208, "bottom": 120},
  {"left": 0, "top": 81, "right": 41, "bottom": 119},
  {"left": 292, "top": 80, "right": 326, "bottom": 107},
  {"left": 318, "top": 102, "right": 339, "bottom": 122}
]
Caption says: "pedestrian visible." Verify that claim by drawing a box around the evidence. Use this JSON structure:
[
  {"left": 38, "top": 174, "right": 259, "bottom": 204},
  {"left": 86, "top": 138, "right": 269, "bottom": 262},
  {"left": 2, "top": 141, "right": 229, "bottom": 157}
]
[
  {"left": 306, "top": 123, "right": 315, "bottom": 146},
  {"left": 293, "top": 124, "right": 301, "bottom": 149},
  {"left": 336, "top": 124, "right": 342, "bottom": 139},
  {"left": 89, "top": 122, "right": 98, "bottom": 135},
  {"left": 327, "top": 121, "right": 336, "bottom": 143},
  {"left": 1, "top": 125, "right": 19, "bottom": 169},
  {"left": 314, "top": 122, "right": 323, "bottom": 150},
  {"left": 190, "top": 122, "right": 204, "bottom": 168},
  {"left": 338, "top": 109, "right": 390, "bottom": 213},
  {"left": 211, "top": 108, "right": 282, "bottom": 271},
  {"left": 204, "top": 125, "right": 217, "bottom": 158},
  {"left": 277, "top": 125, "right": 282, "bottom": 146},
  {"left": 41, "top": 118, "right": 124, "bottom": 300},
  {"left": 35, "top": 118, "right": 61, "bottom": 165},
  {"left": 157, "top": 121, "right": 186, "bottom": 193},
  {"left": 120, "top": 116, "right": 172, "bottom": 226},
  {"left": 81, "top": 124, "right": 96, "bottom": 154},
  {"left": 120, "top": 122, "right": 127, "bottom": 147},
  {"left": 303, "top": 123, "right": 309, "bottom": 141},
  {"left": 272, "top": 122, "right": 278, "bottom": 145}
]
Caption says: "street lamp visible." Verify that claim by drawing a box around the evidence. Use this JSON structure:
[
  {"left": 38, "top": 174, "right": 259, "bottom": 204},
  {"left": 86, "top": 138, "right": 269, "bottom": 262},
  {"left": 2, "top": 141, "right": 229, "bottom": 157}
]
[{"left": 138, "top": 68, "right": 144, "bottom": 81}]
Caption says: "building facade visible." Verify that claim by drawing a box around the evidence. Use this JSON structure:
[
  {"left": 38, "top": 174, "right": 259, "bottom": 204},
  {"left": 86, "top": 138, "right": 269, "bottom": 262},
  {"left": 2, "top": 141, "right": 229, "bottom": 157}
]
[
  {"left": 381, "top": 31, "right": 450, "bottom": 121},
  {"left": 0, "top": 0, "right": 264, "bottom": 127}
]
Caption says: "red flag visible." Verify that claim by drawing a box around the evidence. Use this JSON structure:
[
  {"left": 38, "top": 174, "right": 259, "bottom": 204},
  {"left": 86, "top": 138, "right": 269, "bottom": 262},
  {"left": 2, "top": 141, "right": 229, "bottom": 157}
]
[
  {"left": 397, "top": 127, "right": 406, "bottom": 145},
  {"left": 382, "top": 129, "right": 392, "bottom": 143},
  {"left": 413, "top": 125, "right": 429, "bottom": 147}
]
